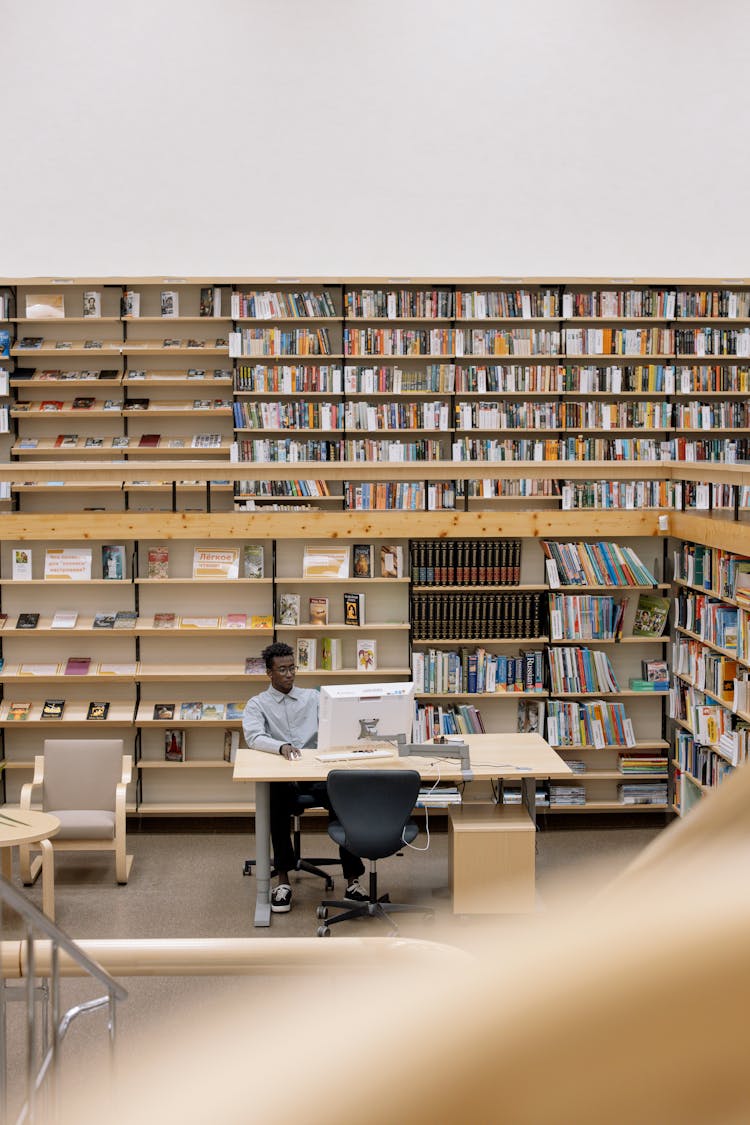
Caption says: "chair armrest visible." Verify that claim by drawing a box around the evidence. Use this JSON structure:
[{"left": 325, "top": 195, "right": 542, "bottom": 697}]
[
  {"left": 20, "top": 756, "right": 45, "bottom": 811},
  {"left": 120, "top": 755, "right": 133, "bottom": 785}
]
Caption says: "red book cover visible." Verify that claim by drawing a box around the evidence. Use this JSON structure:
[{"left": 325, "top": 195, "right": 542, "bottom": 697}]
[{"left": 64, "top": 656, "right": 91, "bottom": 675}]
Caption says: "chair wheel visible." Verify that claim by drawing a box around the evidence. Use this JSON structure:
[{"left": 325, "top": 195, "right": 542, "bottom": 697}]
[
  {"left": 242, "top": 861, "right": 254, "bottom": 876},
  {"left": 325, "top": 878, "right": 334, "bottom": 891},
  {"left": 317, "top": 906, "right": 328, "bottom": 920},
  {"left": 317, "top": 926, "right": 331, "bottom": 937}
]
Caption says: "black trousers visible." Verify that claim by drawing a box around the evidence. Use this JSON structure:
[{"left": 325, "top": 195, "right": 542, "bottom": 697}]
[{"left": 269, "top": 781, "right": 365, "bottom": 882}]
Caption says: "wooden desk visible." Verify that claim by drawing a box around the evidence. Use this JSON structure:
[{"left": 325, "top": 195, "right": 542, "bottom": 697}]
[
  {"left": 233, "top": 734, "right": 571, "bottom": 927},
  {"left": 0, "top": 808, "right": 60, "bottom": 918}
]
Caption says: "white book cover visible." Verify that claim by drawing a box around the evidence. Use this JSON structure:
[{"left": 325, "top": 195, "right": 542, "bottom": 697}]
[
  {"left": 12, "top": 547, "right": 32, "bottom": 580},
  {"left": 356, "top": 639, "right": 377, "bottom": 672},
  {"left": 44, "top": 547, "right": 93, "bottom": 580},
  {"left": 278, "top": 593, "right": 300, "bottom": 626},
  {"left": 161, "top": 290, "right": 179, "bottom": 318},
  {"left": 296, "top": 636, "right": 317, "bottom": 671},
  {"left": 82, "top": 291, "right": 101, "bottom": 318},
  {"left": 192, "top": 547, "right": 240, "bottom": 579},
  {"left": 51, "top": 610, "right": 78, "bottom": 629}
]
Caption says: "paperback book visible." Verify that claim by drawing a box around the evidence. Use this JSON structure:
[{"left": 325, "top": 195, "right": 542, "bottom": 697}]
[
  {"left": 12, "top": 548, "right": 32, "bottom": 580},
  {"left": 320, "top": 636, "right": 342, "bottom": 671},
  {"left": 51, "top": 610, "right": 78, "bottom": 629},
  {"left": 92, "top": 612, "right": 116, "bottom": 629},
  {"left": 86, "top": 701, "right": 110, "bottom": 720},
  {"left": 16, "top": 613, "right": 40, "bottom": 629},
  {"left": 242, "top": 545, "right": 265, "bottom": 579},
  {"left": 296, "top": 637, "right": 317, "bottom": 671},
  {"left": 356, "top": 639, "right": 377, "bottom": 672},
  {"left": 41, "top": 699, "right": 65, "bottom": 720},
  {"left": 380, "top": 544, "right": 403, "bottom": 578},
  {"left": 278, "top": 593, "right": 300, "bottom": 626},
  {"left": 147, "top": 546, "right": 169, "bottom": 578},
  {"left": 632, "top": 593, "right": 670, "bottom": 639},
  {"left": 180, "top": 701, "right": 203, "bottom": 720},
  {"left": 64, "top": 656, "right": 91, "bottom": 675},
  {"left": 7, "top": 702, "right": 32, "bottom": 721},
  {"left": 344, "top": 592, "right": 365, "bottom": 626},
  {"left": 309, "top": 596, "right": 329, "bottom": 625},
  {"left": 114, "top": 611, "right": 137, "bottom": 629},
  {"left": 352, "top": 544, "right": 373, "bottom": 578},
  {"left": 153, "top": 703, "right": 176, "bottom": 720},
  {"left": 101, "top": 544, "right": 126, "bottom": 580}
]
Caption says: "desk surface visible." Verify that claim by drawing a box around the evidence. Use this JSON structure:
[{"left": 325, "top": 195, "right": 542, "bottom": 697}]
[
  {"left": 0, "top": 809, "right": 61, "bottom": 848},
  {"left": 233, "top": 733, "right": 571, "bottom": 783}
]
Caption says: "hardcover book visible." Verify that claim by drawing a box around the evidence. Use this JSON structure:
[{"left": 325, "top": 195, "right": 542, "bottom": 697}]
[
  {"left": 64, "top": 656, "right": 91, "bottom": 675},
  {"left": 153, "top": 703, "right": 176, "bottom": 720},
  {"left": 138, "top": 434, "right": 161, "bottom": 447},
  {"left": 44, "top": 547, "right": 93, "bottom": 580},
  {"left": 82, "top": 291, "right": 101, "bottom": 318},
  {"left": 352, "top": 544, "right": 373, "bottom": 578},
  {"left": 41, "top": 699, "right": 65, "bottom": 720},
  {"left": 356, "top": 639, "right": 377, "bottom": 672},
  {"left": 296, "top": 637, "right": 317, "bottom": 671},
  {"left": 278, "top": 593, "right": 300, "bottom": 626},
  {"left": 86, "top": 701, "right": 110, "bottom": 720},
  {"left": 161, "top": 290, "right": 179, "bottom": 318},
  {"left": 164, "top": 729, "right": 186, "bottom": 761},
  {"left": 242, "top": 544, "right": 265, "bottom": 579},
  {"left": 16, "top": 612, "right": 40, "bottom": 629},
  {"left": 223, "top": 728, "right": 240, "bottom": 763},
  {"left": 344, "top": 592, "right": 365, "bottom": 626},
  {"left": 309, "top": 596, "right": 329, "bottom": 625},
  {"left": 101, "top": 544, "right": 126, "bottom": 580},
  {"left": 320, "top": 636, "right": 342, "bottom": 671},
  {"left": 147, "top": 546, "right": 169, "bottom": 578},
  {"left": 380, "top": 544, "right": 404, "bottom": 578}
]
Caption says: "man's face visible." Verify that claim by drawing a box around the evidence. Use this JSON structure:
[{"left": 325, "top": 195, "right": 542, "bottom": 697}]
[{"left": 268, "top": 655, "right": 296, "bottom": 694}]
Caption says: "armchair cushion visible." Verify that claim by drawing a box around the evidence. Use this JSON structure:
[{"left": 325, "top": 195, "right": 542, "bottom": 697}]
[{"left": 52, "top": 810, "right": 116, "bottom": 840}]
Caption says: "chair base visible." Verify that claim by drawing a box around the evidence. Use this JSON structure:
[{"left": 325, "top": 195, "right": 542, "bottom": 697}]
[
  {"left": 243, "top": 856, "right": 336, "bottom": 890},
  {"left": 317, "top": 892, "right": 433, "bottom": 935}
]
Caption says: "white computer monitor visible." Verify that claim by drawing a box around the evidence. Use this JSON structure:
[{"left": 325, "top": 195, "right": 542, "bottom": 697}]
[{"left": 317, "top": 682, "right": 415, "bottom": 752}]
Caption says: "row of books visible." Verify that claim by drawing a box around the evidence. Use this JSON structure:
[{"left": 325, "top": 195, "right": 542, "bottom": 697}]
[
  {"left": 235, "top": 480, "right": 331, "bottom": 498},
  {"left": 410, "top": 593, "right": 545, "bottom": 642},
  {"left": 547, "top": 647, "right": 620, "bottom": 694},
  {"left": 16, "top": 433, "right": 226, "bottom": 450},
  {"left": 560, "top": 481, "right": 679, "bottom": 511},
  {"left": 411, "top": 648, "right": 544, "bottom": 696},
  {"left": 674, "top": 593, "right": 739, "bottom": 651},
  {"left": 545, "top": 699, "right": 636, "bottom": 748},
  {"left": 409, "top": 538, "right": 521, "bottom": 586},
  {"left": 343, "top": 483, "right": 455, "bottom": 511},
  {"left": 548, "top": 594, "right": 628, "bottom": 642},
  {"left": 618, "top": 755, "right": 668, "bottom": 775},
  {"left": 151, "top": 701, "right": 244, "bottom": 721},
  {"left": 674, "top": 729, "right": 738, "bottom": 783},
  {"left": 233, "top": 401, "right": 343, "bottom": 429},
  {"left": 1, "top": 612, "right": 273, "bottom": 631},
  {"left": 454, "top": 400, "right": 674, "bottom": 429},
  {"left": 229, "top": 327, "right": 333, "bottom": 357},
  {"left": 413, "top": 703, "right": 485, "bottom": 741},
  {"left": 5, "top": 700, "right": 112, "bottom": 721},
  {"left": 8, "top": 544, "right": 265, "bottom": 581},
  {"left": 294, "top": 637, "right": 376, "bottom": 673},
  {"left": 541, "top": 540, "right": 658, "bottom": 588},
  {"left": 342, "top": 327, "right": 562, "bottom": 357},
  {"left": 231, "top": 291, "right": 336, "bottom": 319},
  {"left": 618, "top": 783, "right": 668, "bottom": 805}
]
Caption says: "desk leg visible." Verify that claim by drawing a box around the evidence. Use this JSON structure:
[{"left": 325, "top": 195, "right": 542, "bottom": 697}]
[
  {"left": 521, "top": 778, "right": 537, "bottom": 828},
  {"left": 253, "top": 781, "right": 271, "bottom": 928},
  {"left": 0, "top": 847, "right": 11, "bottom": 883}
]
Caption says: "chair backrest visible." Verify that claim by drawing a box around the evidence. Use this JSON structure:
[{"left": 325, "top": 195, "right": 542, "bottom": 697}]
[
  {"left": 327, "top": 769, "right": 421, "bottom": 860},
  {"left": 42, "top": 739, "right": 125, "bottom": 812}
]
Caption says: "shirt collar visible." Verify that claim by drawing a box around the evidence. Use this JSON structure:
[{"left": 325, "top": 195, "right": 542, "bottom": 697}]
[{"left": 268, "top": 684, "right": 300, "bottom": 702}]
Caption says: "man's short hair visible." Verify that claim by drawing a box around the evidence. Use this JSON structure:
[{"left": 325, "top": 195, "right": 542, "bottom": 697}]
[{"left": 261, "top": 641, "right": 294, "bottom": 671}]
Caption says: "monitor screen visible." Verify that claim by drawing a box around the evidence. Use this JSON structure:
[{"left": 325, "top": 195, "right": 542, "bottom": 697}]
[{"left": 317, "top": 682, "right": 415, "bottom": 752}]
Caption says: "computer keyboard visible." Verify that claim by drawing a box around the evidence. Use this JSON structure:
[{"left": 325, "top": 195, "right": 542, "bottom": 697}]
[{"left": 316, "top": 748, "right": 394, "bottom": 762}]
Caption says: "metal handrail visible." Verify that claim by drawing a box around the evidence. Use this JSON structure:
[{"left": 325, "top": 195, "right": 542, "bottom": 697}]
[{"left": 0, "top": 874, "right": 127, "bottom": 1125}]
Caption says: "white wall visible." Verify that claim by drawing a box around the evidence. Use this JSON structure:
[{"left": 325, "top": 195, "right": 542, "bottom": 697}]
[{"left": 4, "top": 0, "right": 750, "bottom": 277}]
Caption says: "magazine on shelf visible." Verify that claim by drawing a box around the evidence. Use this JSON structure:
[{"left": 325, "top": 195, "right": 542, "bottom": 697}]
[
  {"left": 6, "top": 702, "right": 32, "bottom": 721},
  {"left": 632, "top": 593, "right": 670, "bottom": 638},
  {"left": 16, "top": 613, "right": 40, "bottom": 629},
  {"left": 147, "top": 546, "right": 169, "bottom": 578},
  {"left": 101, "top": 544, "right": 126, "bottom": 580},
  {"left": 225, "top": 701, "right": 244, "bottom": 720},
  {"left": 344, "top": 592, "right": 365, "bottom": 626},
  {"left": 153, "top": 703, "right": 176, "bottom": 720},
  {"left": 153, "top": 612, "right": 177, "bottom": 629},
  {"left": 114, "top": 611, "right": 137, "bottom": 629},
  {"left": 180, "top": 701, "right": 203, "bottom": 720},
  {"left": 41, "top": 699, "right": 65, "bottom": 720},
  {"left": 64, "top": 656, "right": 91, "bottom": 675},
  {"left": 92, "top": 612, "right": 116, "bottom": 629},
  {"left": 201, "top": 703, "right": 226, "bottom": 721},
  {"left": 244, "top": 657, "right": 266, "bottom": 675}
]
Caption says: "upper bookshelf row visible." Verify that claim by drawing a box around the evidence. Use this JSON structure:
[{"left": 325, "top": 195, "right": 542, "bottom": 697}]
[{"left": 5, "top": 280, "right": 750, "bottom": 322}]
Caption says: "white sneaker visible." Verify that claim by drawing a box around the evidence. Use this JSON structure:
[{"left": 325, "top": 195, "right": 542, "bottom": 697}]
[
  {"left": 344, "top": 879, "right": 369, "bottom": 903},
  {"left": 271, "top": 883, "right": 292, "bottom": 913}
]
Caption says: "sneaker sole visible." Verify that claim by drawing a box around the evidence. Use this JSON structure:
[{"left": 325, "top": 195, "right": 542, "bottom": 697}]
[{"left": 271, "top": 903, "right": 291, "bottom": 913}]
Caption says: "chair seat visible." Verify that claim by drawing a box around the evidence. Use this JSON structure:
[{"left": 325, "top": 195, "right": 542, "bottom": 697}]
[
  {"left": 329, "top": 818, "right": 418, "bottom": 859},
  {"left": 51, "top": 809, "right": 116, "bottom": 840}
]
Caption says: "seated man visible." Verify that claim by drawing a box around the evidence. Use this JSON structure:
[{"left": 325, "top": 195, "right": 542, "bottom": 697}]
[{"left": 242, "top": 642, "right": 366, "bottom": 913}]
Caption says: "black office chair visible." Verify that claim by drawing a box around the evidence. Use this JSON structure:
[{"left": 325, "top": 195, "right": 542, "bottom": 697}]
[
  {"left": 243, "top": 791, "right": 338, "bottom": 890},
  {"left": 316, "top": 769, "right": 434, "bottom": 936}
]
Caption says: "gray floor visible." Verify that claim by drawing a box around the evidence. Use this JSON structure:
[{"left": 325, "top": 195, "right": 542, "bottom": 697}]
[{"left": 1, "top": 815, "right": 663, "bottom": 1118}]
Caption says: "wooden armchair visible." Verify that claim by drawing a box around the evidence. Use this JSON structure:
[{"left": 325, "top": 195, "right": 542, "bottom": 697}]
[{"left": 19, "top": 739, "right": 133, "bottom": 899}]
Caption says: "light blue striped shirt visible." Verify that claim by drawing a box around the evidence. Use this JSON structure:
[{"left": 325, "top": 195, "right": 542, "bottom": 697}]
[{"left": 242, "top": 685, "right": 319, "bottom": 755}]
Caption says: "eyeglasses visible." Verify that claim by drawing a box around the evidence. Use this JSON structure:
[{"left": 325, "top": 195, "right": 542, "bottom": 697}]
[{"left": 275, "top": 665, "right": 296, "bottom": 676}]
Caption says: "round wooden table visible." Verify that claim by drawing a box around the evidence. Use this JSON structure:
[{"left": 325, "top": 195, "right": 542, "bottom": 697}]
[{"left": 0, "top": 808, "right": 61, "bottom": 918}]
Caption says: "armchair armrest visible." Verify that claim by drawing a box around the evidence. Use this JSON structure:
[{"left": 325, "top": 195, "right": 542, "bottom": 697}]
[
  {"left": 20, "top": 756, "right": 45, "bottom": 811},
  {"left": 120, "top": 754, "right": 133, "bottom": 786}
]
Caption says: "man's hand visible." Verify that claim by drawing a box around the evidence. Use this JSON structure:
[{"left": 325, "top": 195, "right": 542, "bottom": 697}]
[{"left": 280, "top": 743, "right": 302, "bottom": 760}]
